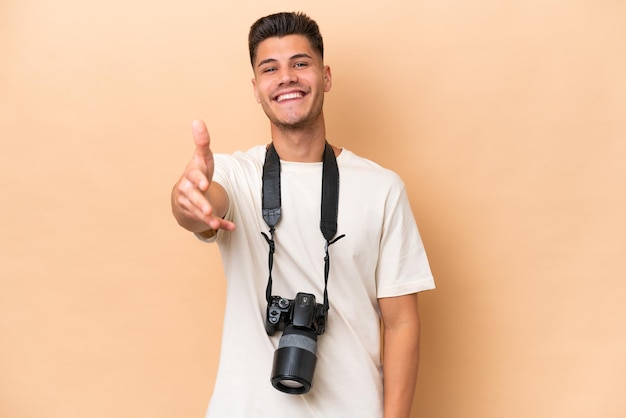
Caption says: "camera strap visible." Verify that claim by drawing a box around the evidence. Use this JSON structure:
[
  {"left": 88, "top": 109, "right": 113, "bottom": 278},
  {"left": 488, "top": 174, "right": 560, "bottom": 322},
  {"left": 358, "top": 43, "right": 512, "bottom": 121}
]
[{"left": 261, "top": 142, "right": 345, "bottom": 317}]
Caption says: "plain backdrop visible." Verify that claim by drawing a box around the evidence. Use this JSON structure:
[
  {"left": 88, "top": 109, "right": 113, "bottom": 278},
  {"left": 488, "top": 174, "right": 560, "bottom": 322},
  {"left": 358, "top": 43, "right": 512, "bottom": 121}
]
[{"left": 1, "top": 0, "right": 625, "bottom": 417}]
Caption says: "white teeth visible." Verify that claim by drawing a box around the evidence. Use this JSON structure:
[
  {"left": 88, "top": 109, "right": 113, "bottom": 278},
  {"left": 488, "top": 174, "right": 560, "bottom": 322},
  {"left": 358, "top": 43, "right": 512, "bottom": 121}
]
[{"left": 276, "top": 92, "right": 303, "bottom": 102}]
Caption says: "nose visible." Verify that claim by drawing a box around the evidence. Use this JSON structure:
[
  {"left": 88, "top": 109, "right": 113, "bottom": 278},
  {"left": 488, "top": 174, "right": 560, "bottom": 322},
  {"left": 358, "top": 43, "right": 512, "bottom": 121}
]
[{"left": 278, "top": 67, "right": 298, "bottom": 85}]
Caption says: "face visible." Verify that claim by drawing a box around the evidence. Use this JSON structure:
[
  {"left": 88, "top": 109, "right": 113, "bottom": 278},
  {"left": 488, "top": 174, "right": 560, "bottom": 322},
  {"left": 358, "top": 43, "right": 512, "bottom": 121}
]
[{"left": 252, "top": 34, "right": 332, "bottom": 131}]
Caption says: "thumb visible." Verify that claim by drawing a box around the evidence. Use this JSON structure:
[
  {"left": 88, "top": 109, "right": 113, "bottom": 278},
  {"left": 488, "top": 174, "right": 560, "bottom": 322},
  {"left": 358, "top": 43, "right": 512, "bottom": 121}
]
[{"left": 191, "top": 119, "right": 213, "bottom": 163}]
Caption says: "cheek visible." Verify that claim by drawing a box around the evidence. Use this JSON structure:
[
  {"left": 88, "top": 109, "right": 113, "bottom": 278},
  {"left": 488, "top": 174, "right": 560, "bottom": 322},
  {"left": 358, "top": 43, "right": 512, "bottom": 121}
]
[{"left": 255, "top": 81, "right": 274, "bottom": 103}]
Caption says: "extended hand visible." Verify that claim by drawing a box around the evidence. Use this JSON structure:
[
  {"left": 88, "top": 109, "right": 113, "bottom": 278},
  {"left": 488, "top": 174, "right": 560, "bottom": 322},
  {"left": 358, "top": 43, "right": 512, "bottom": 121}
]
[{"left": 171, "top": 120, "right": 235, "bottom": 233}]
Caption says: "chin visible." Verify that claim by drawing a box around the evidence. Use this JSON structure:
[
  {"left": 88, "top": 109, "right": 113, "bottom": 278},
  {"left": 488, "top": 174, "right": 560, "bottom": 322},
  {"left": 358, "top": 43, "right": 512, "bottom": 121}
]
[{"left": 271, "top": 115, "right": 312, "bottom": 129}]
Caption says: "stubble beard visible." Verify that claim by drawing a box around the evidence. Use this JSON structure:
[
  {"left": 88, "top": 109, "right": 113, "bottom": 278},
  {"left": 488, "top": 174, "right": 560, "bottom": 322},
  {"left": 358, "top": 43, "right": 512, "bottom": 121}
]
[{"left": 263, "top": 95, "right": 325, "bottom": 133}]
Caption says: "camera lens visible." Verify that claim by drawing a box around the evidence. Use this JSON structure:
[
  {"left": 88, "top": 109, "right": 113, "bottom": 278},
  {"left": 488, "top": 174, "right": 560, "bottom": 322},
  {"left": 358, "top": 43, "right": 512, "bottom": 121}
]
[
  {"left": 270, "top": 325, "right": 318, "bottom": 394},
  {"left": 277, "top": 379, "right": 304, "bottom": 389}
]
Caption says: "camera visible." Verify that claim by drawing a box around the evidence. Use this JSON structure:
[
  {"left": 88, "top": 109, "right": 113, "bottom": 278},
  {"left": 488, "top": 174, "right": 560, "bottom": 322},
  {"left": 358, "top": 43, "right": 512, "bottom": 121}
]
[{"left": 265, "top": 292, "right": 327, "bottom": 394}]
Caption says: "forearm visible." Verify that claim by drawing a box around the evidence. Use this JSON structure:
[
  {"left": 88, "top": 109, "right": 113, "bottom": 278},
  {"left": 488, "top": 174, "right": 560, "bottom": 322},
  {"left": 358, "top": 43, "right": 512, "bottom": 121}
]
[
  {"left": 382, "top": 311, "right": 421, "bottom": 418},
  {"left": 382, "top": 322, "right": 420, "bottom": 417}
]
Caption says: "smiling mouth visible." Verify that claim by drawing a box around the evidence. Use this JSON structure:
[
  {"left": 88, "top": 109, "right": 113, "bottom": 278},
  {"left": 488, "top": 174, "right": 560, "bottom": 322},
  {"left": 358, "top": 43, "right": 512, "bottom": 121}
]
[{"left": 275, "top": 92, "right": 305, "bottom": 102}]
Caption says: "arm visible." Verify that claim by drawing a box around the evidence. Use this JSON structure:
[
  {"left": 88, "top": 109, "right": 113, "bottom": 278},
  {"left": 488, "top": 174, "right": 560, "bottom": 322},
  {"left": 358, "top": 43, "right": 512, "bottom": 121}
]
[
  {"left": 171, "top": 120, "right": 235, "bottom": 234},
  {"left": 379, "top": 293, "right": 421, "bottom": 418}
]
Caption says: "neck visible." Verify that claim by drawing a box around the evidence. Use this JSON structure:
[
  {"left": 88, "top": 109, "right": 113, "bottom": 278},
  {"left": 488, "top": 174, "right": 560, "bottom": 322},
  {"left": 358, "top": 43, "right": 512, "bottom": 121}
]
[{"left": 269, "top": 116, "right": 328, "bottom": 162}]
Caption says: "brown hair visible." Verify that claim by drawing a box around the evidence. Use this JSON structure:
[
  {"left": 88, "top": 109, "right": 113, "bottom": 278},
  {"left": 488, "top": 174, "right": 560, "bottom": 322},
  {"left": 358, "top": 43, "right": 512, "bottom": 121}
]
[{"left": 248, "top": 12, "right": 324, "bottom": 66}]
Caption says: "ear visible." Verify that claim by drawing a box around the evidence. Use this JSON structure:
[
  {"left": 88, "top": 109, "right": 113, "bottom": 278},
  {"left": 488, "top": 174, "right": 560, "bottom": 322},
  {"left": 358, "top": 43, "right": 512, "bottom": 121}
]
[
  {"left": 251, "top": 77, "right": 261, "bottom": 103},
  {"left": 323, "top": 65, "right": 332, "bottom": 92}
]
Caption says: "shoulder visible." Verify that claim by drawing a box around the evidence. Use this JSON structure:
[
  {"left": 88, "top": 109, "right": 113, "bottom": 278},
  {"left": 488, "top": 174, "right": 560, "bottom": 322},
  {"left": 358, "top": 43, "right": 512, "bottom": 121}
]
[
  {"left": 214, "top": 145, "right": 267, "bottom": 166},
  {"left": 338, "top": 149, "right": 405, "bottom": 188},
  {"left": 212, "top": 145, "right": 267, "bottom": 188},
  {"left": 213, "top": 145, "right": 268, "bottom": 176}
]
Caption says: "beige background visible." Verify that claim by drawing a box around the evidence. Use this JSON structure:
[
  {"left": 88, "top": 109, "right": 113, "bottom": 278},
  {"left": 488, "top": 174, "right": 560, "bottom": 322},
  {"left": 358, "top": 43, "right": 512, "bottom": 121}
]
[{"left": 1, "top": 0, "right": 625, "bottom": 417}]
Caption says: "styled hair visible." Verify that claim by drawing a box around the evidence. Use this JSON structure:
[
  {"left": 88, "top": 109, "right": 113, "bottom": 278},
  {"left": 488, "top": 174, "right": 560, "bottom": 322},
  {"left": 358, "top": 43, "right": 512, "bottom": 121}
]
[{"left": 248, "top": 12, "right": 324, "bottom": 66}]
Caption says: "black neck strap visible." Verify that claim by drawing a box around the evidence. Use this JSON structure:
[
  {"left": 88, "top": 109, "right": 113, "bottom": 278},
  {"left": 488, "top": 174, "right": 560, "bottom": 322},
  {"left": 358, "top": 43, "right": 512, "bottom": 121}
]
[{"left": 261, "top": 142, "right": 345, "bottom": 314}]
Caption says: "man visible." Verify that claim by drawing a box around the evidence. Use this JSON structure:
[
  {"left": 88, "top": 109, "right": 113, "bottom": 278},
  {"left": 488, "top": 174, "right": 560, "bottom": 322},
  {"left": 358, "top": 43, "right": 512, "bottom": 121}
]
[{"left": 171, "top": 12, "right": 434, "bottom": 418}]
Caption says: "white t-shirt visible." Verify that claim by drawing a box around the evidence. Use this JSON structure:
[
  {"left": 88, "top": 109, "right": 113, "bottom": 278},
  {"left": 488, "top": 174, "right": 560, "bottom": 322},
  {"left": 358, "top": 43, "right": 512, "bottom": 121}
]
[{"left": 202, "top": 146, "right": 434, "bottom": 418}]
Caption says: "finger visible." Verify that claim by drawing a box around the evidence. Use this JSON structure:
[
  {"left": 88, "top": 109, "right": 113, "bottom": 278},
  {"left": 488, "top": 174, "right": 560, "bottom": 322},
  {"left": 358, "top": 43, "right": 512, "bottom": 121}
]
[
  {"left": 182, "top": 189, "right": 236, "bottom": 232},
  {"left": 191, "top": 119, "right": 212, "bottom": 163},
  {"left": 178, "top": 191, "right": 236, "bottom": 232},
  {"left": 180, "top": 193, "right": 234, "bottom": 232},
  {"left": 186, "top": 167, "right": 210, "bottom": 192},
  {"left": 179, "top": 181, "right": 212, "bottom": 215},
  {"left": 193, "top": 195, "right": 212, "bottom": 217},
  {"left": 209, "top": 216, "right": 236, "bottom": 232}
]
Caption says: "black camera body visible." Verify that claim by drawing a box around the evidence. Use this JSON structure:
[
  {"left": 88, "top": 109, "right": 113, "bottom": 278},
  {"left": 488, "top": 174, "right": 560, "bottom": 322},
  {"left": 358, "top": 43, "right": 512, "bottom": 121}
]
[
  {"left": 265, "top": 292, "right": 327, "bottom": 336},
  {"left": 265, "top": 292, "right": 327, "bottom": 394}
]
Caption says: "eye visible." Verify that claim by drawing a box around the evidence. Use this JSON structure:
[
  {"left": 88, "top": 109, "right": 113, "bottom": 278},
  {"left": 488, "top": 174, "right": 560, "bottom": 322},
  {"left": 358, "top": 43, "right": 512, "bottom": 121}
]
[
  {"left": 262, "top": 67, "right": 277, "bottom": 73},
  {"left": 294, "top": 62, "right": 309, "bottom": 68}
]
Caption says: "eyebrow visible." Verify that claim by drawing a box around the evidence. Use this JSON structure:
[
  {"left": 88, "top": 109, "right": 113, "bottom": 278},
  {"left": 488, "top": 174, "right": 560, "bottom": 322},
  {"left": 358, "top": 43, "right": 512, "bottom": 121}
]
[{"left": 256, "top": 53, "right": 314, "bottom": 69}]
